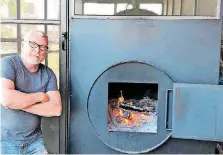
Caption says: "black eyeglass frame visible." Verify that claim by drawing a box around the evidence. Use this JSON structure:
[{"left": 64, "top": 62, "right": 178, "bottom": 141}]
[{"left": 24, "top": 41, "right": 49, "bottom": 52}]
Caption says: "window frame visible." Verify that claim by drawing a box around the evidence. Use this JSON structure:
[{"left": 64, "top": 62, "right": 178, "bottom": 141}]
[{"left": 71, "top": 0, "right": 222, "bottom": 20}]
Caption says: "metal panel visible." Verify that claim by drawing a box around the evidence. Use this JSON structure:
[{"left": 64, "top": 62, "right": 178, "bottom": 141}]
[
  {"left": 69, "top": 18, "right": 221, "bottom": 153},
  {"left": 172, "top": 83, "right": 223, "bottom": 141},
  {"left": 87, "top": 62, "right": 173, "bottom": 153},
  {"left": 70, "top": 19, "right": 221, "bottom": 85}
]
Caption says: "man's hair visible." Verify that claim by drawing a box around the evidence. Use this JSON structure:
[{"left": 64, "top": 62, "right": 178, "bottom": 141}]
[{"left": 23, "top": 30, "right": 48, "bottom": 41}]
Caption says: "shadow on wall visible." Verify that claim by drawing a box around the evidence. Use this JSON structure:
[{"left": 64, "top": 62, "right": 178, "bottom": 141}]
[{"left": 115, "top": 8, "right": 159, "bottom": 16}]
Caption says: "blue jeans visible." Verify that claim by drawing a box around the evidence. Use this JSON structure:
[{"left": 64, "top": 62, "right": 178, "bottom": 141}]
[{"left": 0, "top": 137, "right": 48, "bottom": 154}]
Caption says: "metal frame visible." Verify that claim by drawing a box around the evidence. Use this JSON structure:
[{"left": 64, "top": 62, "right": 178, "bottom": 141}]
[
  {"left": 72, "top": 0, "right": 222, "bottom": 19},
  {"left": 59, "top": 0, "right": 70, "bottom": 153},
  {"left": 217, "top": 0, "right": 222, "bottom": 19},
  {"left": 81, "top": 0, "right": 163, "bottom": 3},
  {"left": 71, "top": 15, "right": 220, "bottom": 20},
  {"left": 1, "top": 19, "right": 60, "bottom": 24},
  {"left": 0, "top": 0, "right": 60, "bottom": 66},
  {"left": 1, "top": 0, "right": 68, "bottom": 153}
]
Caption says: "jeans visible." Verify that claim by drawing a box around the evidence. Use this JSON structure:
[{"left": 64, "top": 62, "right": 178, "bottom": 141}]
[{"left": 0, "top": 137, "right": 48, "bottom": 154}]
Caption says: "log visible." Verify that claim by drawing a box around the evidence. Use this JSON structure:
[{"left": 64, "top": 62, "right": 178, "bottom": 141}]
[{"left": 119, "top": 102, "right": 154, "bottom": 113}]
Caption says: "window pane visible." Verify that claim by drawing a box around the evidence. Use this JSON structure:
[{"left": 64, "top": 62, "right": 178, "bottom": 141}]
[
  {"left": 0, "top": 42, "right": 17, "bottom": 54},
  {"left": 74, "top": 0, "right": 219, "bottom": 17},
  {"left": 20, "top": 0, "right": 44, "bottom": 19},
  {"left": 47, "top": 0, "right": 60, "bottom": 19},
  {"left": 0, "top": 0, "right": 17, "bottom": 19},
  {"left": 84, "top": 3, "right": 114, "bottom": 15},
  {"left": 140, "top": 4, "right": 162, "bottom": 15},
  {"left": 116, "top": 3, "right": 133, "bottom": 14},
  {"left": 48, "top": 44, "right": 59, "bottom": 51},
  {"left": 1, "top": 24, "right": 17, "bottom": 38},
  {"left": 21, "top": 24, "right": 45, "bottom": 39},
  {"left": 47, "top": 25, "right": 59, "bottom": 43},
  {"left": 41, "top": 59, "right": 45, "bottom": 65},
  {"left": 48, "top": 53, "right": 59, "bottom": 87}
]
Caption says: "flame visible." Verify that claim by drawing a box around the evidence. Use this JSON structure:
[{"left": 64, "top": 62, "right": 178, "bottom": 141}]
[
  {"left": 119, "top": 109, "right": 123, "bottom": 116},
  {"left": 109, "top": 90, "right": 152, "bottom": 128},
  {"left": 118, "top": 90, "right": 124, "bottom": 103},
  {"left": 124, "top": 119, "right": 129, "bottom": 124},
  {"left": 116, "top": 109, "right": 150, "bottom": 127},
  {"left": 141, "top": 114, "right": 147, "bottom": 118},
  {"left": 127, "top": 101, "right": 133, "bottom": 105}
]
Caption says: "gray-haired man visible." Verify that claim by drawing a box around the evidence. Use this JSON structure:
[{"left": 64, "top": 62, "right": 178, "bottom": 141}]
[{"left": 0, "top": 30, "right": 62, "bottom": 154}]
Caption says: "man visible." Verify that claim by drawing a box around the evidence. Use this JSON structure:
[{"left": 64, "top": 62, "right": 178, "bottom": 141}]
[{"left": 0, "top": 30, "right": 62, "bottom": 154}]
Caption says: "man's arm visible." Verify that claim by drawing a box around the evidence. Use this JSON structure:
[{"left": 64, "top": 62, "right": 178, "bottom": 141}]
[
  {"left": 0, "top": 78, "right": 49, "bottom": 109},
  {"left": 22, "top": 91, "right": 62, "bottom": 117}
]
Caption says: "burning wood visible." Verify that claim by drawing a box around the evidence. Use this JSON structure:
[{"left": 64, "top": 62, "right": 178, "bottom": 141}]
[
  {"left": 120, "top": 102, "right": 154, "bottom": 113},
  {"left": 108, "top": 90, "right": 158, "bottom": 133}
]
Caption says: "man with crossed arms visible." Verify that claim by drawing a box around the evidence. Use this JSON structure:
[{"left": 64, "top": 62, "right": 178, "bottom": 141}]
[{"left": 0, "top": 30, "right": 62, "bottom": 154}]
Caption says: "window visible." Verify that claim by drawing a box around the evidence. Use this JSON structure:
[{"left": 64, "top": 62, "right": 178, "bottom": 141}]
[
  {"left": 74, "top": 0, "right": 219, "bottom": 17},
  {"left": 84, "top": 3, "right": 114, "bottom": 15},
  {"left": 1, "top": 0, "right": 60, "bottom": 85}
]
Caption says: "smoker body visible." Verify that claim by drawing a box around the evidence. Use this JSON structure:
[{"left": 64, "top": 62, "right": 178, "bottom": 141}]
[{"left": 68, "top": 18, "right": 223, "bottom": 153}]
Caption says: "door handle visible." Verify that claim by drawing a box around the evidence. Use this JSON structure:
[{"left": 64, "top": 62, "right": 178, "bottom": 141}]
[
  {"left": 62, "top": 32, "right": 67, "bottom": 51},
  {"left": 165, "top": 89, "right": 173, "bottom": 131}
]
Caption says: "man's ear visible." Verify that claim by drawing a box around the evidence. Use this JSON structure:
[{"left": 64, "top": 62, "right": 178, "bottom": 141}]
[{"left": 21, "top": 42, "right": 24, "bottom": 53}]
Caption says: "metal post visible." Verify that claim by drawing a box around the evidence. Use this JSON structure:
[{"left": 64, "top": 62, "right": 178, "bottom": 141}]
[
  {"left": 132, "top": 0, "right": 139, "bottom": 9},
  {"left": 114, "top": 2, "right": 117, "bottom": 15},
  {"left": 172, "top": 0, "right": 175, "bottom": 15},
  {"left": 59, "top": 0, "right": 70, "bottom": 153},
  {"left": 180, "top": 0, "right": 183, "bottom": 16},
  {"left": 166, "top": 0, "right": 169, "bottom": 15},
  {"left": 193, "top": 0, "right": 197, "bottom": 16}
]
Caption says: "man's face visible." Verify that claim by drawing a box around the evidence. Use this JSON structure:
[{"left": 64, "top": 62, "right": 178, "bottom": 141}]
[{"left": 22, "top": 32, "right": 48, "bottom": 65}]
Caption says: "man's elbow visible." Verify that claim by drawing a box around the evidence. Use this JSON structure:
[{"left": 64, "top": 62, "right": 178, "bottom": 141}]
[
  {"left": 1, "top": 102, "right": 11, "bottom": 109},
  {"left": 53, "top": 104, "right": 62, "bottom": 116},
  {"left": 1, "top": 98, "right": 15, "bottom": 109},
  {"left": 1, "top": 100, "right": 26, "bottom": 110}
]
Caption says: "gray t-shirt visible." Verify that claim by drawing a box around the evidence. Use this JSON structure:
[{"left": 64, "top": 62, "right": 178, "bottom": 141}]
[{"left": 0, "top": 55, "right": 58, "bottom": 142}]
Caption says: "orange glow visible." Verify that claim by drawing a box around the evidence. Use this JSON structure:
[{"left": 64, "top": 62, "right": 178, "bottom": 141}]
[
  {"left": 119, "top": 109, "right": 123, "bottom": 116},
  {"left": 109, "top": 90, "right": 153, "bottom": 127}
]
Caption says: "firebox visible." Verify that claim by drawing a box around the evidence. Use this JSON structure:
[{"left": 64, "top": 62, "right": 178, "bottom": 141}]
[
  {"left": 108, "top": 82, "right": 158, "bottom": 133},
  {"left": 69, "top": 9, "right": 223, "bottom": 154}
]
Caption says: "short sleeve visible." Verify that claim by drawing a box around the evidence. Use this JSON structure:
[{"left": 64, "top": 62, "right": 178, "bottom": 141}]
[
  {"left": 46, "top": 69, "right": 58, "bottom": 92},
  {"left": 0, "top": 57, "right": 16, "bottom": 82}
]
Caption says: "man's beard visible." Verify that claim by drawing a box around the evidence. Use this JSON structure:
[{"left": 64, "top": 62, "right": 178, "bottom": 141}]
[
  {"left": 23, "top": 55, "right": 41, "bottom": 65},
  {"left": 27, "top": 58, "right": 40, "bottom": 65}
]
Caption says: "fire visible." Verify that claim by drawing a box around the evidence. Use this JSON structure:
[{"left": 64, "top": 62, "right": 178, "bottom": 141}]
[
  {"left": 119, "top": 109, "right": 123, "bottom": 116},
  {"left": 118, "top": 90, "right": 124, "bottom": 104},
  {"left": 141, "top": 113, "right": 147, "bottom": 118},
  {"left": 108, "top": 90, "right": 154, "bottom": 129},
  {"left": 124, "top": 119, "right": 129, "bottom": 124},
  {"left": 117, "top": 108, "right": 150, "bottom": 127}
]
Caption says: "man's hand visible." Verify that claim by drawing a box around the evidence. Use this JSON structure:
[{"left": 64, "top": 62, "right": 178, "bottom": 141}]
[
  {"left": 22, "top": 91, "right": 62, "bottom": 117},
  {"left": 40, "top": 92, "right": 50, "bottom": 103}
]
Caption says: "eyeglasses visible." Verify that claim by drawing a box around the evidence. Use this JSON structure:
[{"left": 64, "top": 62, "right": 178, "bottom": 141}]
[{"left": 26, "top": 41, "right": 49, "bottom": 52}]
